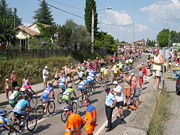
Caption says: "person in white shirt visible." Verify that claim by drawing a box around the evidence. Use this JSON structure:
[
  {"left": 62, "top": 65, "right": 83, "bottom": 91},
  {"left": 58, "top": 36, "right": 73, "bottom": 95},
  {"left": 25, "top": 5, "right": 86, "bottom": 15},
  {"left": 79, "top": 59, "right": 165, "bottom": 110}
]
[
  {"left": 43, "top": 66, "right": 50, "bottom": 88},
  {"left": 113, "top": 81, "right": 126, "bottom": 123}
]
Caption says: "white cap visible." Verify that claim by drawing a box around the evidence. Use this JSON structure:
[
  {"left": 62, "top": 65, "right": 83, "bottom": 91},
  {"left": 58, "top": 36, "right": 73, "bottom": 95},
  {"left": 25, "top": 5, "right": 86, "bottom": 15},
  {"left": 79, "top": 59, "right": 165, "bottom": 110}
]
[
  {"left": 5, "top": 79, "right": 9, "bottom": 81},
  {"left": 45, "top": 66, "right": 48, "bottom": 69},
  {"left": 131, "top": 73, "right": 134, "bottom": 76},
  {"left": 113, "top": 81, "right": 118, "bottom": 85}
]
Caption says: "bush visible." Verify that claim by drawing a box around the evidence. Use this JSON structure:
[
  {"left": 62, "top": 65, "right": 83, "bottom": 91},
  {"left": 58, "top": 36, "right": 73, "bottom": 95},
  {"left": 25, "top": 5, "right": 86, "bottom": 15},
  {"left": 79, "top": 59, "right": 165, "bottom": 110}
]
[
  {"left": 71, "top": 50, "right": 99, "bottom": 62},
  {"left": 0, "top": 56, "right": 73, "bottom": 93}
]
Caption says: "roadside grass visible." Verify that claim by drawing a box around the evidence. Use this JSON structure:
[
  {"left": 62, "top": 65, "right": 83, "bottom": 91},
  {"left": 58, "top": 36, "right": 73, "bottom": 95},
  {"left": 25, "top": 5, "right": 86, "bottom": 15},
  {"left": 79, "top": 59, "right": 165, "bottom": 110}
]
[
  {"left": 0, "top": 56, "right": 73, "bottom": 93},
  {"left": 147, "top": 90, "right": 172, "bottom": 135}
]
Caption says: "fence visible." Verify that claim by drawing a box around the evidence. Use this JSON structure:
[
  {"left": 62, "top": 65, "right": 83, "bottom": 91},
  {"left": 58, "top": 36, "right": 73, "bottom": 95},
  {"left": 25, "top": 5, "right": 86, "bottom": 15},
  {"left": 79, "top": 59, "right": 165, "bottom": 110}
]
[
  {"left": 0, "top": 47, "right": 108, "bottom": 60},
  {"left": 0, "top": 49, "right": 71, "bottom": 59}
]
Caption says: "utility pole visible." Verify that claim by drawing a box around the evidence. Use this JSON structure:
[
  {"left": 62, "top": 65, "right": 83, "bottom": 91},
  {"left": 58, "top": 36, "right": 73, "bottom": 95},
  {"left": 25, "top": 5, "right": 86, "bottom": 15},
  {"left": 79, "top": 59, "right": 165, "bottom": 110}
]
[
  {"left": 133, "top": 23, "right": 135, "bottom": 45},
  {"left": 91, "top": 9, "right": 94, "bottom": 53}
]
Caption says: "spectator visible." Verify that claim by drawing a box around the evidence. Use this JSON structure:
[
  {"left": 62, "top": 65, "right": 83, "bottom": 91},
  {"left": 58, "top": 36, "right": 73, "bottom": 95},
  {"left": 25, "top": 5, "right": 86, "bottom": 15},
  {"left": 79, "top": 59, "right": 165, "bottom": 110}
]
[
  {"left": 112, "top": 81, "right": 126, "bottom": 123},
  {"left": 4, "top": 78, "right": 10, "bottom": 100},
  {"left": 64, "top": 106, "right": 85, "bottom": 135},
  {"left": 142, "top": 64, "right": 147, "bottom": 82},
  {"left": 131, "top": 73, "right": 137, "bottom": 98},
  {"left": 10, "top": 71, "right": 18, "bottom": 92},
  {"left": 104, "top": 87, "right": 116, "bottom": 132},
  {"left": 123, "top": 72, "right": 132, "bottom": 106},
  {"left": 152, "top": 49, "right": 164, "bottom": 90},
  {"left": 138, "top": 66, "right": 143, "bottom": 90},
  {"left": 84, "top": 98, "right": 97, "bottom": 135},
  {"left": 43, "top": 66, "right": 50, "bottom": 88}
]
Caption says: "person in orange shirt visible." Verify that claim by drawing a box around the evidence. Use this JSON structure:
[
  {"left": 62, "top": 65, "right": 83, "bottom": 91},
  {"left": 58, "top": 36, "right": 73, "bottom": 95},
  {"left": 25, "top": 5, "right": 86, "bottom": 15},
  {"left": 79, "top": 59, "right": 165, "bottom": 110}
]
[
  {"left": 64, "top": 106, "right": 85, "bottom": 135},
  {"left": 84, "top": 99, "right": 97, "bottom": 135}
]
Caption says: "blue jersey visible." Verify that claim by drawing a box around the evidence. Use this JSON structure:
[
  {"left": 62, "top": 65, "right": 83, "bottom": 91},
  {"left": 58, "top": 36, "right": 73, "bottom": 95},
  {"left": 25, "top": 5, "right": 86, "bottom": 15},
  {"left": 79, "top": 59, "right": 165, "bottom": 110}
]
[
  {"left": 0, "top": 116, "right": 9, "bottom": 127},
  {"left": 87, "top": 76, "right": 94, "bottom": 81},
  {"left": 42, "top": 86, "right": 54, "bottom": 96},
  {"left": 13, "top": 99, "right": 29, "bottom": 114},
  {"left": 78, "top": 80, "right": 87, "bottom": 89},
  {"left": 59, "top": 77, "right": 67, "bottom": 86}
]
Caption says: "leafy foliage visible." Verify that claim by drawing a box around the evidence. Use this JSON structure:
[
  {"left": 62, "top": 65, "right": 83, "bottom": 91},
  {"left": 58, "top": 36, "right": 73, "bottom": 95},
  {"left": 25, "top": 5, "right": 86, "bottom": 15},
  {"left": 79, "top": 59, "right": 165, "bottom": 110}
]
[
  {"left": 157, "top": 29, "right": 169, "bottom": 47},
  {"left": 95, "top": 31, "right": 117, "bottom": 54},
  {"left": 34, "top": 0, "right": 54, "bottom": 25},
  {"left": 84, "top": 0, "right": 98, "bottom": 37}
]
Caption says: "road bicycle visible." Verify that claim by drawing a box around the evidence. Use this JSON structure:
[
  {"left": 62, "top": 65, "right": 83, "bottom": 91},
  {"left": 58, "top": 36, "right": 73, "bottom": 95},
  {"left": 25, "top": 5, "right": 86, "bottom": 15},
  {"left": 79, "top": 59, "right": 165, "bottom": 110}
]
[
  {"left": 36, "top": 98, "right": 56, "bottom": 120},
  {"left": 60, "top": 97, "right": 78, "bottom": 123},
  {"left": 7, "top": 109, "right": 37, "bottom": 133}
]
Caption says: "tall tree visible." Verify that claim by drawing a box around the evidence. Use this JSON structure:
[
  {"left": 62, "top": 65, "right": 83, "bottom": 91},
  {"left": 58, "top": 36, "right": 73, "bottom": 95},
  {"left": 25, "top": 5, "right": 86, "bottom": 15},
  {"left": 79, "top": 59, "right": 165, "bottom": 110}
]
[
  {"left": 84, "top": 0, "right": 98, "bottom": 37},
  {"left": 34, "top": 0, "right": 54, "bottom": 25},
  {"left": 157, "top": 29, "right": 169, "bottom": 47}
]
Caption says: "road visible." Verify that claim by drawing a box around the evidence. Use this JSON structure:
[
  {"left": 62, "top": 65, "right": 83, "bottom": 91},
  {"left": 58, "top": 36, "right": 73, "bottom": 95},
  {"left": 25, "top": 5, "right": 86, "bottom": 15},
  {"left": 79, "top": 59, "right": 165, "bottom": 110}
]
[{"left": 0, "top": 55, "right": 147, "bottom": 135}]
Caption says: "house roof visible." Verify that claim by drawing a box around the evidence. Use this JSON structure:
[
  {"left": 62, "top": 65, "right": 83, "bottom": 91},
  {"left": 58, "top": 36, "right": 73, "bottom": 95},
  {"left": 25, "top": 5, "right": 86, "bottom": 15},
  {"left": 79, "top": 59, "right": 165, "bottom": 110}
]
[
  {"left": 15, "top": 26, "right": 40, "bottom": 36},
  {"left": 116, "top": 43, "right": 132, "bottom": 46},
  {"left": 28, "top": 22, "right": 51, "bottom": 28},
  {"left": 135, "top": 39, "right": 146, "bottom": 43}
]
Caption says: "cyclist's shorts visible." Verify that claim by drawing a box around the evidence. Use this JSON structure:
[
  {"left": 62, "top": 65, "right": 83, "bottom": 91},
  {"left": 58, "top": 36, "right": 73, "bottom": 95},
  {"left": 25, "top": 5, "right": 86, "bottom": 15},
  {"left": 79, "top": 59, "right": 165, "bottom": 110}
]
[
  {"left": 103, "top": 74, "right": 108, "bottom": 77},
  {"left": 41, "top": 94, "right": 49, "bottom": 103},
  {"left": 87, "top": 80, "right": 94, "bottom": 84},
  {"left": 59, "top": 85, "right": 66, "bottom": 92},
  {"left": 78, "top": 87, "right": 87, "bottom": 94},
  {"left": 62, "top": 95, "right": 70, "bottom": 101},
  {"left": 13, "top": 109, "right": 26, "bottom": 115}
]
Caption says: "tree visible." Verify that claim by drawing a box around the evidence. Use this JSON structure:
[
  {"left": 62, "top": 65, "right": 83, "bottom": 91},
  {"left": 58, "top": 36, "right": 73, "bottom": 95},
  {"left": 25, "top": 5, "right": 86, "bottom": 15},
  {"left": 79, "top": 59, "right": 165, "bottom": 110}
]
[
  {"left": 157, "top": 29, "right": 169, "bottom": 47},
  {"left": 84, "top": 0, "right": 98, "bottom": 37},
  {"left": 34, "top": 0, "right": 54, "bottom": 25}
]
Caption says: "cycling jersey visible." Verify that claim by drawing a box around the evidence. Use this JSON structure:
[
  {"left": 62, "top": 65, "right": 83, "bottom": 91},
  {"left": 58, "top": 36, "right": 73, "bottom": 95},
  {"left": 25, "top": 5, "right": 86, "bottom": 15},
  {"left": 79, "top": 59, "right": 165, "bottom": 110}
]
[
  {"left": 63, "top": 88, "right": 74, "bottom": 96},
  {"left": 13, "top": 99, "right": 29, "bottom": 115},
  {"left": 78, "top": 80, "right": 87, "bottom": 91},
  {"left": 9, "top": 91, "right": 22, "bottom": 106},
  {"left": 100, "top": 68, "right": 104, "bottom": 73},
  {"left": 42, "top": 86, "right": 54, "bottom": 96},
  {"left": 103, "top": 69, "right": 108, "bottom": 76},
  {"left": 59, "top": 77, "right": 67, "bottom": 86},
  {"left": 78, "top": 71, "right": 84, "bottom": 78},
  {"left": 0, "top": 116, "right": 9, "bottom": 127}
]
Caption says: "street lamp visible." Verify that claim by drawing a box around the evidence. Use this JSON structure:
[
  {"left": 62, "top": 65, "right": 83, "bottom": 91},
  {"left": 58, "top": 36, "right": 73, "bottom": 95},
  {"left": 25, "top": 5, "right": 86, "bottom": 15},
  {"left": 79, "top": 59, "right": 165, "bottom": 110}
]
[{"left": 91, "top": 7, "right": 112, "bottom": 53}]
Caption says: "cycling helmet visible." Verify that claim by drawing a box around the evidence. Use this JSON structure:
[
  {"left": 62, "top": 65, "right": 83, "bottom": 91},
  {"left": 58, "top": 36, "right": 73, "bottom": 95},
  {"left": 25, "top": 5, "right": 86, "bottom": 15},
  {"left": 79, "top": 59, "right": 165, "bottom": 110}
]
[
  {"left": 67, "top": 83, "right": 73, "bottom": 88},
  {"left": 48, "top": 83, "right": 53, "bottom": 87},
  {"left": 15, "top": 86, "right": 20, "bottom": 90},
  {"left": 0, "top": 110, "right": 7, "bottom": 116},
  {"left": 63, "top": 106, "right": 73, "bottom": 111}
]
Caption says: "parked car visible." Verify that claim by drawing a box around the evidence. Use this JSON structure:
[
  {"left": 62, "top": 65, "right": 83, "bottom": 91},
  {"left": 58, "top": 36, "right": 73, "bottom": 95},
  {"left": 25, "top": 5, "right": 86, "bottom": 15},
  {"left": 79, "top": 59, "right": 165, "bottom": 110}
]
[{"left": 176, "top": 73, "right": 180, "bottom": 94}]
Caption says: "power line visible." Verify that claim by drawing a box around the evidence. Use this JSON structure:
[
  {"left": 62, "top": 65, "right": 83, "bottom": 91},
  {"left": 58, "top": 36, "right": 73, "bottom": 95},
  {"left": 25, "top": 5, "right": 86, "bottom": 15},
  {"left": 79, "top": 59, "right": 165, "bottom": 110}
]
[
  {"left": 38, "top": 0, "right": 84, "bottom": 19},
  {"left": 49, "top": 0, "right": 83, "bottom": 10}
]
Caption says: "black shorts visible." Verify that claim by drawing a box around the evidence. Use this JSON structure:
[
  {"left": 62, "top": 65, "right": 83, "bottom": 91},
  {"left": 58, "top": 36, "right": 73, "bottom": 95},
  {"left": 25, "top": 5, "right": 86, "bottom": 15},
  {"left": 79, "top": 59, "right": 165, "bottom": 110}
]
[
  {"left": 116, "top": 101, "right": 124, "bottom": 107},
  {"left": 12, "top": 82, "right": 18, "bottom": 87}
]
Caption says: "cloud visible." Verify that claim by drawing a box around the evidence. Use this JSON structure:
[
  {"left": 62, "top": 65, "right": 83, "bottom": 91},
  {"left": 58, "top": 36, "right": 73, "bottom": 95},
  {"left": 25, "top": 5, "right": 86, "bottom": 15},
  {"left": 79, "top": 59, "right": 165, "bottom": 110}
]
[
  {"left": 140, "top": 0, "right": 180, "bottom": 28},
  {"left": 99, "top": 10, "right": 148, "bottom": 42}
]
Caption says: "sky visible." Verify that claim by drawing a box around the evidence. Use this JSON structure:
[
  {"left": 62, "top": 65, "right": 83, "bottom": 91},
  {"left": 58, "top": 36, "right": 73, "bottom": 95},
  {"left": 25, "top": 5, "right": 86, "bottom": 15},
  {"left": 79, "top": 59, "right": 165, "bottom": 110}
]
[{"left": 6, "top": 0, "right": 180, "bottom": 42}]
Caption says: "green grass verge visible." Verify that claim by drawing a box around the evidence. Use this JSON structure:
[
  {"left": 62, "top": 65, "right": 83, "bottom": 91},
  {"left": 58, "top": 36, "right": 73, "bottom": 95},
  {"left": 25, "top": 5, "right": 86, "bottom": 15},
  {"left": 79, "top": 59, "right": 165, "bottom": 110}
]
[
  {"left": 0, "top": 56, "right": 73, "bottom": 93},
  {"left": 147, "top": 90, "right": 172, "bottom": 135}
]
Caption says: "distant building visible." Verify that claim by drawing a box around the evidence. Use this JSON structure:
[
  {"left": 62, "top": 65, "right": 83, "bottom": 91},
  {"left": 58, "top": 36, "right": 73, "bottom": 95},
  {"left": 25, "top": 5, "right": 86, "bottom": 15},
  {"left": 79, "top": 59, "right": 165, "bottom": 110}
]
[{"left": 134, "top": 39, "right": 147, "bottom": 46}]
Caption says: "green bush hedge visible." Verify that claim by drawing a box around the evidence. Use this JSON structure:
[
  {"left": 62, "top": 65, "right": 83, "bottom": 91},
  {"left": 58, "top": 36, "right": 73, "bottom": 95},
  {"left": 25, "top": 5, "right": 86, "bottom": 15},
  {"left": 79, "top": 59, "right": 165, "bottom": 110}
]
[{"left": 0, "top": 56, "right": 73, "bottom": 93}]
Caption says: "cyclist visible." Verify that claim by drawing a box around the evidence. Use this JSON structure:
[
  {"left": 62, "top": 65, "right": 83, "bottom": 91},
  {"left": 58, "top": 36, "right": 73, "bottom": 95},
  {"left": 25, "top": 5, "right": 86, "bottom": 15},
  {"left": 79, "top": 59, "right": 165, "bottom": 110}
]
[
  {"left": 20, "top": 81, "right": 36, "bottom": 96},
  {"left": 13, "top": 94, "right": 31, "bottom": 126},
  {"left": 0, "top": 110, "right": 21, "bottom": 133},
  {"left": 112, "top": 64, "right": 119, "bottom": 81},
  {"left": 41, "top": 83, "right": 55, "bottom": 113},
  {"left": 9, "top": 86, "right": 23, "bottom": 108},
  {"left": 59, "top": 74, "right": 67, "bottom": 93},
  {"left": 62, "top": 83, "right": 77, "bottom": 105},
  {"left": 87, "top": 72, "right": 95, "bottom": 93},
  {"left": 78, "top": 79, "right": 88, "bottom": 99}
]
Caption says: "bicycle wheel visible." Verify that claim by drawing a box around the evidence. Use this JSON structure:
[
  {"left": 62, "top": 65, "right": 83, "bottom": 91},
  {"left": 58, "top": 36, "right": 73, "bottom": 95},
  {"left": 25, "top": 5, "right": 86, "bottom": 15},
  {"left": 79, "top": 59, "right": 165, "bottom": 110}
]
[
  {"left": 72, "top": 102, "right": 78, "bottom": 114},
  {"left": 30, "top": 97, "right": 38, "bottom": 109},
  {"left": 26, "top": 111, "right": 37, "bottom": 132},
  {"left": 77, "top": 97, "right": 83, "bottom": 108},
  {"left": 60, "top": 111, "right": 67, "bottom": 123},
  {"left": 6, "top": 111, "right": 14, "bottom": 123},
  {"left": 57, "top": 92, "right": 63, "bottom": 104},
  {"left": 36, "top": 105, "right": 44, "bottom": 120},
  {"left": 48, "top": 101, "right": 56, "bottom": 114}
]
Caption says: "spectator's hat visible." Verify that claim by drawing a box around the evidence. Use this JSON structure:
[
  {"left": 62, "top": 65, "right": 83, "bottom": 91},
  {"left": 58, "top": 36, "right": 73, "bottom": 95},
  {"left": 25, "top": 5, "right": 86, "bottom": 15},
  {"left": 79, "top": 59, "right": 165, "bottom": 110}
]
[
  {"left": 131, "top": 73, "right": 134, "bottom": 76},
  {"left": 5, "top": 78, "right": 8, "bottom": 81},
  {"left": 45, "top": 66, "right": 48, "bottom": 69}
]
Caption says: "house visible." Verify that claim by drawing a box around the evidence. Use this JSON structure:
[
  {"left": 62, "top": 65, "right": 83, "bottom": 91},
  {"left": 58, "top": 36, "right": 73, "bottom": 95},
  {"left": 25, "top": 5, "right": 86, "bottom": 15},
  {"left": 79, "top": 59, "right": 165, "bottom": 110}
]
[
  {"left": 15, "top": 22, "right": 50, "bottom": 49},
  {"left": 134, "top": 39, "right": 147, "bottom": 46}
]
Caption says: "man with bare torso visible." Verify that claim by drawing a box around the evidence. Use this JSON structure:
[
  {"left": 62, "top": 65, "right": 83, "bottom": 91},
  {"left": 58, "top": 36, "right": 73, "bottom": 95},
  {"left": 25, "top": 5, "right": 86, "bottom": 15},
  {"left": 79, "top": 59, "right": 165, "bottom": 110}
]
[{"left": 10, "top": 71, "right": 18, "bottom": 92}]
